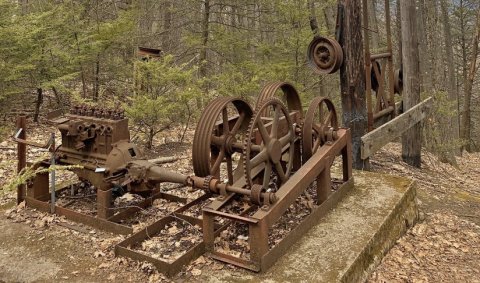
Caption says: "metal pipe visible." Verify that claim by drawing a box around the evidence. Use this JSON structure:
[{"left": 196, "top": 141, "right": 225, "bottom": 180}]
[
  {"left": 363, "top": 0, "right": 374, "bottom": 132},
  {"left": 385, "top": 0, "right": 396, "bottom": 119},
  {"left": 370, "top": 52, "right": 392, "bottom": 60},
  {"left": 373, "top": 106, "right": 395, "bottom": 120},
  {"left": 50, "top": 133, "right": 56, "bottom": 214}
]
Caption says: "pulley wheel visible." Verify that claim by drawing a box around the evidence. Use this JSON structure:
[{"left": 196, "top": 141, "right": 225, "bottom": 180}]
[
  {"left": 302, "top": 96, "right": 339, "bottom": 162},
  {"left": 243, "top": 97, "right": 295, "bottom": 189},
  {"left": 193, "top": 97, "right": 253, "bottom": 185},
  {"left": 255, "top": 81, "right": 303, "bottom": 118},
  {"left": 307, "top": 37, "right": 343, "bottom": 75}
]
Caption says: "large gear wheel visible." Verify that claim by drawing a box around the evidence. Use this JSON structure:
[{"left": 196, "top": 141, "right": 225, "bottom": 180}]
[
  {"left": 255, "top": 82, "right": 303, "bottom": 118},
  {"left": 243, "top": 97, "right": 295, "bottom": 189},
  {"left": 302, "top": 96, "right": 339, "bottom": 162},
  {"left": 193, "top": 97, "right": 253, "bottom": 185}
]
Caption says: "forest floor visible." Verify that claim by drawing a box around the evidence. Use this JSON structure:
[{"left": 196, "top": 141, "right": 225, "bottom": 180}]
[{"left": 1, "top": 117, "right": 480, "bottom": 282}]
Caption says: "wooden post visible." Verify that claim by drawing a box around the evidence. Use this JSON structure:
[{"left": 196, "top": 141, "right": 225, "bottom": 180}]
[
  {"left": 338, "top": 0, "right": 369, "bottom": 170},
  {"left": 400, "top": 0, "right": 421, "bottom": 167},
  {"left": 17, "top": 116, "right": 27, "bottom": 204}
]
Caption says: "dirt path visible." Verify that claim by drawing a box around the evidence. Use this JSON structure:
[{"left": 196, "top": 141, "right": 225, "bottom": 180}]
[{"left": 0, "top": 209, "right": 151, "bottom": 283}]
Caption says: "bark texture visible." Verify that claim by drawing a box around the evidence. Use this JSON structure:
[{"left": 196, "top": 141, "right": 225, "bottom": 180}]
[
  {"left": 338, "top": 0, "right": 368, "bottom": 170},
  {"left": 400, "top": 0, "right": 421, "bottom": 168}
]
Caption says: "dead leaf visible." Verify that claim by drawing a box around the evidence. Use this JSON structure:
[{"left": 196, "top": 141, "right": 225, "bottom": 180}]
[{"left": 191, "top": 268, "right": 202, "bottom": 276}]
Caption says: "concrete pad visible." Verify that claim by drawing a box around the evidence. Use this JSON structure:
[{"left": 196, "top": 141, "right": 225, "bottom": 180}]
[{"left": 187, "top": 169, "right": 418, "bottom": 283}]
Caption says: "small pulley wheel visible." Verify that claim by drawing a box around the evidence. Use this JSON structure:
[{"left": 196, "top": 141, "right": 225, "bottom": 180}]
[
  {"left": 302, "top": 96, "right": 339, "bottom": 162},
  {"left": 307, "top": 37, "right": 343, "bottom": 75},
  {"left": 193, "top": 97, "right": 253, "bottom": 185},
  {"left": 243, "top": 97, "right": 295, "bottom": 189}
]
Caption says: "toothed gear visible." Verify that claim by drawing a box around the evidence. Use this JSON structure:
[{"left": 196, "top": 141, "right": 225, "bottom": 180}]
[
  {"left": 203, "top": 175, "right": 215, "bottom": 192},
  {"left": 243, "top": 97, "right": 295, "bottom": 189}
]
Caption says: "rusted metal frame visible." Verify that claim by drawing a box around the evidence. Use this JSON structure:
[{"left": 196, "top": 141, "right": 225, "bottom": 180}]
[
  {"left": 115, "top": 216, "right": 204, "bottom": 278},
  {"left": 364, "top": 0, "right": 397, "bottom": 132},
  {"left": 17, "top": 116, "right": 26, "bottom": 204},
  {"left": 373, "top": 58, "right": 389, "bottom": 113},
  {"left": 259, "top": 177, "right": 354, "bottom": 271},
  {"left": 373, "top": 106, "right": 395, "bottom": 120},
  {"left": 208, "top": 251, "right": 258, "bottom": 271},
  {"left": 116, "top": 204, "right": 257, "bottom": 277},
  {"left": 206, "top": 173, "right": 355, "bottom": 272},
  {"left": 252, "top": 129, "right": 350, "bottom": 227},
  {"left": 341, "top": 128, "right": 353, "bottom": 181},
  {"left": 363, "top": 0, "right": 374, "bottom": 132},
  {"left": 25, "top": 197, "right": 132, "bottom": 235},
  {"left": 370, "top": 52, "right": 392, "bottom": 60},
  {"left": 107, "top": 191, "right": 189, "bottom": 223},
  {"left": 203, "top": 209, "right": 259, "bottom": 224},
  {"left": 204, "top": 129, "right": 351, "bottom": 271},
  {"left": 385, "top": 0, "right": 396, "bottom": 120}
]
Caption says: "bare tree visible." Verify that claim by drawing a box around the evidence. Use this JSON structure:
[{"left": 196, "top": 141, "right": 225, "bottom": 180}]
[{"left": 400, "top": 0, "right": 422, "bottom": 167}]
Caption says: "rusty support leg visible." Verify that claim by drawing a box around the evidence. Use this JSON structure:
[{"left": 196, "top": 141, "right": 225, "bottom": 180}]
[
  {"left": 203, "top": 211, "right": 215, "bottom": 252},
  {"left": 97, "top": 186, "right": 113, "bottom": 219},
  {"left": 342, "top": 130, "right": 353, "bottom": 181},
  {"left": 17, "top": 116, "right": 26, "bottom": 204},
  {"left": 28, "top": 167, "right": 49, "bottom": 200},
  {"left": 317, "top": 156, "right": 331, "bottom": 204},
  {"left": 249, "top": 219, "right": 268, "bottom": 268}
]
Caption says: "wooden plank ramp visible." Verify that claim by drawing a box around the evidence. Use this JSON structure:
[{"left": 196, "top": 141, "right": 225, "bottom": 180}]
[{"left": 361, "top": 97, "right": 433, "bottom": 159}]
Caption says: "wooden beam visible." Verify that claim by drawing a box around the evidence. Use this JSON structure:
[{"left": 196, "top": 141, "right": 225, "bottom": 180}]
[{"left": 361, "top": 97, "right": 433, "bottom": 159}]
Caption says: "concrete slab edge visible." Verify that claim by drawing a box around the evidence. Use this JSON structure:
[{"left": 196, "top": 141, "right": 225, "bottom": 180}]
[{"left": 341, "top": 179, "right": 419, "bottom": 283}]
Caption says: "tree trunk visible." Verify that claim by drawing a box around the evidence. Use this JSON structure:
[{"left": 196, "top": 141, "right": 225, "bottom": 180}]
[
  {"left": 34, "top": 88, "right": 43, "bottom": 123},
  {"left": 440, "top": 0, "right": 460, "bottom": 155},
  {"left": 400, "top": 0, "right": 421, "bottom": 168},
  {"left": 94, "top": 55, "right": 100, "bottom": 101},
  {"left": 199, "top": 0, "right": 210, "bottom": 90},
  {"left": 322, "top": 0, "right": 336, "bottom": 31},
  {"left": 417, "top": 0, "right": 434, "bottom": 94},
  {"left": 460, "top": 5, "right": 480, "bottom": 153},
  {"left": 338, "top": 0, "right": 368, "bottom": 170}
]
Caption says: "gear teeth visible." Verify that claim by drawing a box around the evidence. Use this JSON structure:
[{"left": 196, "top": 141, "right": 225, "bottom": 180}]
[{"left": 203, "top": 175, "right": 215, "bottom": 192}]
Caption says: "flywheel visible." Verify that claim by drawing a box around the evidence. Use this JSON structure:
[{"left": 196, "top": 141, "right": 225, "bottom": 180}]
[
  {"left": 243, "top": 97, "right": 295, "bottom": 189},
  {"left": 192, "top": 97, "right": 253, "bottom": 185}
]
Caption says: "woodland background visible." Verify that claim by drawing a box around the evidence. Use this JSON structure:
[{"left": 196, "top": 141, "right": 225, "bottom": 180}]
[{"left": 1, "top": 0, "right": 480, "bottom": 162}]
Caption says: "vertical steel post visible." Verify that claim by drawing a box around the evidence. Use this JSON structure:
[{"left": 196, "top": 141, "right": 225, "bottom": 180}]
[
  {"left": 363, "top": 0, "right": 374, "bottom": 132},
  {"left": 385, "top": 0, "right": 396, "bottom": 119},
  {"left": 16, "top": 116, "right": 26, "bottom": 204},
  {"left": 50, "top": 133, "right": 55, "bottom": 214}
]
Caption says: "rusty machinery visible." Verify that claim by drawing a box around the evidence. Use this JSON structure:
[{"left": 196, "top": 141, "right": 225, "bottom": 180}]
[
  {"left": 15, "top": 84, "right": 353, "bottom": 275},
  {"left": 16, "top": 104, "right": 191, "bottom": 230},
  {"left": 307, "top": 5, "right": 344, "bottom": 75},
  {"left": 115, "top": 82, "right": 353, "bottom": 275},
  {"left": 307, "top": 2, "right": 403, "bottom": 132},
  {"left": 363, "top": 0, "right": 403, "bottom": 132}
]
